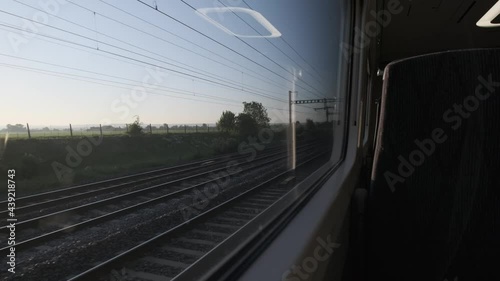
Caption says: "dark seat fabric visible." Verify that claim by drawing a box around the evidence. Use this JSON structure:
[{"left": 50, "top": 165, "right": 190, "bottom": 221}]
[{"left": 368, "top": 49, "right": 500, "bottom": 281}]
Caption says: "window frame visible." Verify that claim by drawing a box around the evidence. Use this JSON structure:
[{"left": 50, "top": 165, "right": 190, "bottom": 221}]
[{"left": 171, "top": 0, "right": 359, "bottom": 280}]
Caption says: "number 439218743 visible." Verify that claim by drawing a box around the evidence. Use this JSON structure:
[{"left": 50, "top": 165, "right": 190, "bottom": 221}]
[{"left": 8, "top": 169, "right": 15, "bottom": 186}]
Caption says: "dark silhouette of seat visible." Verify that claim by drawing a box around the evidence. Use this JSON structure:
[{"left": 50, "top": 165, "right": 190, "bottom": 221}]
[{"left": 368, "top": 49, "right": 500, "bottom": 281}]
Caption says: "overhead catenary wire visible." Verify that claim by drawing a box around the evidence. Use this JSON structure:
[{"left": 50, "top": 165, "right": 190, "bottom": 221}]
[
  {"left": 0, "top": 53, "right": 242, "bottom": 104},
  {"left": 216, "top": 0, "right": 325, "bottom": 89},
  {"left": 0, "top": 19, "right": 286, "bottom": 104},
  {"left": 0, "top": 49, "right": 318, "bottom": 112},
  {"left": 0, "top": 62, "right": 313, "bottom": 115},
  {"left": 70, "top": 0, "right": 325, "bottom": 108},
  {"left": 0, "top": 2, "right": 320, "bottom": 111},
  {"left": 136, "top": 0, "right": 326, "bottom": 99},
  {"left": 0, "top": 22, "right": 314, "bottom": 113},
  {"left": 0, "top": 25, "right": 169, "bottom": 76},
  {"left": 0, "top": 62, "right": 243, "bottom": 107},
  {"left": 179, "top": 0, "right": 326, "bottom": 99},
  {"left": 10, "top": 0, "right": 288, "bottom": 99},
  {"left": 0, "top": 9, "right": 289, "bottom": 103},
  {"left": 86, "top": 0, "right": 286, "bottom": 91},
  {"left": 241, "top": 0, "right": 326, "bottom": 81}
]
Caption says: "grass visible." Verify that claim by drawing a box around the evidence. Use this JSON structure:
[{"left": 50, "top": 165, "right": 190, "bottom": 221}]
[
  {"left": 0, "top": 122, "right": 333, "bottom": 198},
  {"left": 0, "top": 131, "right": 287, "bottom": 197},
  {"left": 0, "top": 128, "right": 217, "bottom": 139}
]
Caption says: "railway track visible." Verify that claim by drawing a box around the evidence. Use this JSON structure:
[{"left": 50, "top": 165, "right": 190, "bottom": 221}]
[
  {"left": 0, "top": 143, "right": 319, "bottom": 261},
  {"left": 68, "top": 151, "right": 326, "bottom": 281},
  {"left": 0, "top": 143, "right": 314, "bottom": 250},
  {"left": 0, "top": 141, "right": 328, "bottom": 281},
  {"left": 0, "top": 143, "right": 317, "bottom": 232},
  {"left": 0, "top": 141, "right": 306, "bottom": 222}
]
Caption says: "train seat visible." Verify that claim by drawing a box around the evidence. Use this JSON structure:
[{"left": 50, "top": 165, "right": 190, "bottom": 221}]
[{"left": 367, "top": 48, "right": 500, "bottom": 281}]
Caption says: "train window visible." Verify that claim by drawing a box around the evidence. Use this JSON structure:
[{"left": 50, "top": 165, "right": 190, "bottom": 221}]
[{"left": 0, "top": 0, "right": 344, "bottom": 280}]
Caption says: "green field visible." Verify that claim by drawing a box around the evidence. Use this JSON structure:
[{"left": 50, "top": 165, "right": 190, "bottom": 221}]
[
  {"left": 0, "top": 122, "right": 331, "bottom": 197},
  {"left": 0, "top": 131, "right": 287, "bottom": 197},
  {"left": 0, "top": 127, "right": 218, "bottom": 139}
]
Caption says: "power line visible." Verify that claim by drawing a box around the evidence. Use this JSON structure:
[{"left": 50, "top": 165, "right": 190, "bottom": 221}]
[
  {"left": 0, "top": 9, "right": 287, "bottom": 103},
  {"left": 11, "top": 1, "right": 242, "bottom": 90},
  {"left": 136, "top": 0, "right": 324, "bottom": 99},
  {"left": 179, "top": 0, "right": 326, "bottom": 99},
  {"left": 280, "top": 37, "right": 325, "bottom": 81},
  {"left": 0, "top": 24, "right": 164, "bottom": 76},
  {"left": 215, "top": 0, "right": 326, "bottom": 89},
  {"left": 0, "top": 53, "right": 241, "bottom": 104},
  {"left": 0, "top": 4, "right": 320, "bottom": 115},
  {"left": 0, "top": 62, "right": 313, "bottom": 115},
  {"left": 0, "top": 62, "right": 242, "bottom": 108},
  {"left": 0, "top": 23, "right": 318, "bottom": 113},
  {"left": 92, "top": 0, "right": 286, "bottom": 91},
  {"left": 0, "top": 23, "right": 278, "bottom": 106},
  {"left": 178, "top": 0, "right": 326, "bottom": 98},
  {"left": 0, "top": 19, "right": 286, "bottom": 103},
  {"left": 2, "top": 30, "right": 315, "bottom": 110},
  {"left": 241, "top": 0, "right": 326, "bottom": 81},
  {"left": 0, "top": 50, "right": 318, "bottom": 113},
  {"left": 11, "top": 0, "right": 287, "bottom": 100},
  {"left": 0, "top": 24, "right": 319, "bottom": 114},
  {"left": 242, "top": 0, "right": 323, "bottom": 82},
  {"left": 0, "top": 62, "right": 240, "bottom": 105}
]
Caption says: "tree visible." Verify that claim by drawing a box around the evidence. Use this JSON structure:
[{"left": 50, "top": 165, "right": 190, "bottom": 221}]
[
  {"left": 242, "top": 102, "right": 270, "bottom": 128},
  {"left": 305, "top": 119, "right": 316, "bottom": 131},
  {"left": 296, "top": 120, "right": 304, "bottom": 135},
  {"left": 6, "top": 124, "right": 26, "bottom": 132},
  {"left": 102, "top": 125, "right": 115, "bottom": 130},
  {"left": 216, "top": 111, "right": 236, "bottom": 133},
  {"left": 127, "top": 116, "right": 144, "bottom": 137},
  {"left": 236, "top": 113, "right": 259, "bottom": 137}
]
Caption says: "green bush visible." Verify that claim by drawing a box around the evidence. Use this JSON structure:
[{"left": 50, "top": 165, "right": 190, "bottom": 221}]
[{"left": 127, "top": 116, "right": 144, "bottom": 137}]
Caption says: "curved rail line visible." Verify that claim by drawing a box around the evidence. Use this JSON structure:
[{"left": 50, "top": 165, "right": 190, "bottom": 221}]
[
  {"left": 0, "top": 142, "right": 309, "bottom": 218},
  {"left": 68, "top": 151, "right": 324, "bottom": 281},
  {"left": 0, "top": 143, "right": 319, "bottom": 257}
]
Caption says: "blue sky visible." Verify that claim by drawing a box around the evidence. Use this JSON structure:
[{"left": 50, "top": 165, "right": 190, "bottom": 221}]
[{"left": 0, "top": 0, "right": 340, "bottom": 128}]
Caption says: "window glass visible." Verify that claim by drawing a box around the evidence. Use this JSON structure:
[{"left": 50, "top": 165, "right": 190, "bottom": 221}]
[{"left": 0, "top": 0, "right": 346, "bottom": 279}]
